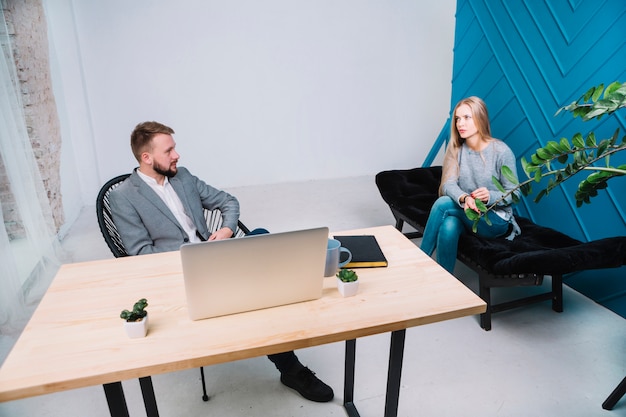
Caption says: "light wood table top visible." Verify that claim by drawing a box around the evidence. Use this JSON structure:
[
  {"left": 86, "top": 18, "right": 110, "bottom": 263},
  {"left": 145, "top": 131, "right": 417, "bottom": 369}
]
[{"left": 0, "top": 225, "right": 486, "bottom": 402}]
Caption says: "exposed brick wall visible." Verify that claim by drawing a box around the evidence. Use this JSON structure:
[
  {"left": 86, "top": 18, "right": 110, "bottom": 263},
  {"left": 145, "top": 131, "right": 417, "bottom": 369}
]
[
  {"left": 1, "top": 0, "right": 63, "bottom": 236},
  {"left": 0, "top": 159, "right": 21, "bottom": 239}
]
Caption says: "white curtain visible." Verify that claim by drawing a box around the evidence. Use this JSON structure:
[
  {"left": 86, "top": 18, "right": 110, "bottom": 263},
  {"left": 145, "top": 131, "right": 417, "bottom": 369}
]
[{"left": 0, "top": 8, "right": 60, "bottom": 338}]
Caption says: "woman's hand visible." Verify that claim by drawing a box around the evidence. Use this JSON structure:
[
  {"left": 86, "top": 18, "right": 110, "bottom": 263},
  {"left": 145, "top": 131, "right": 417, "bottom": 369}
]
[
  {"left": 464, "top": 195, "right": 481, "bottom": 213},
  {"left": 470, "top": 187, "right": 489, "bottom": 203}
]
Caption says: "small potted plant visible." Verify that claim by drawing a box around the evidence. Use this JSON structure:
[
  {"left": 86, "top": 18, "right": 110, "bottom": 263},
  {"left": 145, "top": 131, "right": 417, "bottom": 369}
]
[
  {"left": 120, "top": 298, "right": 149, "bottom": 338},
  {"left": 336, "top": 269, "right": 359, "bottom": 297}
]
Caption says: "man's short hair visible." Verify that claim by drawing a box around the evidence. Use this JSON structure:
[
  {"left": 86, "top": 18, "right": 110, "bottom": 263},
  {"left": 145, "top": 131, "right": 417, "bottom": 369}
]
[{"left": 130, "top": 121, "right": 175, "bottom": 162}]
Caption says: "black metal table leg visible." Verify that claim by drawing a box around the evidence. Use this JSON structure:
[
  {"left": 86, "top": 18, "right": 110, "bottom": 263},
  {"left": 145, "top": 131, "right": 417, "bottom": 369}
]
[
  {"left": 603, "top": 376, "right": 626, "bottom": 410},
  {"left": 384, "top": 330, "right": 406, "bottom": 417},
  {"left": 103, "top": 377, "right": 160, "bottom": 417},
  {"left": 139, "top": 376, "right": 160, "bottom": 417},
  {"left": 343, "top": 331, "right": 407, "bottom": 417},
  {"left": 200, "top": 367, "right": 210, "bottom": 401},
  {"left": 344, "top": 339, "right": 360, "bottom": 417},
  {"left": 103, "top": 382, "right": 130, "bottom": 417}
]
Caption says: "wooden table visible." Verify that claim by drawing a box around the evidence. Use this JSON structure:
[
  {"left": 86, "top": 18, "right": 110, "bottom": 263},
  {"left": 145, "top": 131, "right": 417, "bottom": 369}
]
[{"left": 0, "top": 226, "right": 486, "bottom": 416}]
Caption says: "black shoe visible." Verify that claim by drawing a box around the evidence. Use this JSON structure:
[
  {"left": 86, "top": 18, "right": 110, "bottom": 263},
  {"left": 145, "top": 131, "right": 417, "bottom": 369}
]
[{"left": 280, "top": 366, "right": 334, "bottom": 402}]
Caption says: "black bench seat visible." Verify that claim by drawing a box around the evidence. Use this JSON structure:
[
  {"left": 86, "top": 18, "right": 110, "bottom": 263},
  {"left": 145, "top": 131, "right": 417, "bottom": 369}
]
[{"left": 376, "top": 166, "right": 626, "bottom": 330}]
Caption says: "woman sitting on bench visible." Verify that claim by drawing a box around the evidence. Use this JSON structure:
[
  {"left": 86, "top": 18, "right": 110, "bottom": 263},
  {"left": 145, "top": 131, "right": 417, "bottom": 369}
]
[{"left": 420, "top": 96, "right": 521, "bottom": 273}]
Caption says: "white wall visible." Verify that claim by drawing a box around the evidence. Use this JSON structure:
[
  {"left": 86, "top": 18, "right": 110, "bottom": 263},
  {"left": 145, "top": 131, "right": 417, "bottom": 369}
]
[{"left": 44, "top": 0, "right": 455, "bottom": 228}]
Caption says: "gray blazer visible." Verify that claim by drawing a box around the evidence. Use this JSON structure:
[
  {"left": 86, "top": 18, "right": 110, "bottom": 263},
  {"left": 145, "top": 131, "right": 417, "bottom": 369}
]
[{"left": 109, "top": 167, "right": 240, "bottom": 255}]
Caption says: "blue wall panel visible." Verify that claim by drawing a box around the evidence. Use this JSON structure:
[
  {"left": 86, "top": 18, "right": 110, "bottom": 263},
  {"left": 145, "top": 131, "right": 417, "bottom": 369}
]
[{"left": 445, "top": 0, "right": 626, "bottom": 317}]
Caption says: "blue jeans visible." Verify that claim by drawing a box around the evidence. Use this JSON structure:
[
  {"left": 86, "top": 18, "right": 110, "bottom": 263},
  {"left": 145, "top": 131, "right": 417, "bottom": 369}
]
[{"left": 420, "top": 196, "right": 509, "bottom": 273}]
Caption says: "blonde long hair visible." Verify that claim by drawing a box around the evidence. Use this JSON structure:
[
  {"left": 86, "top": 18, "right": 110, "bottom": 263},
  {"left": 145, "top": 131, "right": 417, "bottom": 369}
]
[{"left": 439, "top": 96, "right": 492, "bottom": 195}]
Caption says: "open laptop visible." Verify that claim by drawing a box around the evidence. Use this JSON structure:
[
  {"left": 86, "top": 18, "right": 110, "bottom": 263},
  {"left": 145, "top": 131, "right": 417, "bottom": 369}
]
[{"left": 180, "top": 227, "right": 329, "bottom": 320}]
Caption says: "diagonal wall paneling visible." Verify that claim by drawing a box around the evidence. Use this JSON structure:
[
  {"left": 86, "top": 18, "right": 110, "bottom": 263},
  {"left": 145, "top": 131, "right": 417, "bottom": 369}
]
[{"left": 441, "top": 0, "right": 626, "bottom": 317}]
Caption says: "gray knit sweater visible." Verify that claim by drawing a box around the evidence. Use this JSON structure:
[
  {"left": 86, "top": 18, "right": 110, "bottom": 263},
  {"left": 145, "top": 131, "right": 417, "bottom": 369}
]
[{"left": 442, "top": 140, "right": 520, "bottom": 225}]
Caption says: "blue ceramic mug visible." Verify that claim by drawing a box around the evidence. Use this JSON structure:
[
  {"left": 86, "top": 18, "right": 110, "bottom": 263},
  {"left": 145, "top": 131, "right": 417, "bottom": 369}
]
[{"left": 324, "top": 238, "right": 352, "bottom": 277}]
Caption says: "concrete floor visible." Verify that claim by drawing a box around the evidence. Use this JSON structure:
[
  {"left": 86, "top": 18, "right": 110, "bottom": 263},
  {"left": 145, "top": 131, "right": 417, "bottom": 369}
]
[{"left": 1, "top": 175, "right": 625, "bottom": 417}]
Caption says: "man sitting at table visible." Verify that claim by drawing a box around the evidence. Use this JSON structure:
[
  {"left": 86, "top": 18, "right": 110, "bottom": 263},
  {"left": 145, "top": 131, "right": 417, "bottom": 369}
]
[{"left": 108, "top": 121, "right": 334, "bottom": 403}]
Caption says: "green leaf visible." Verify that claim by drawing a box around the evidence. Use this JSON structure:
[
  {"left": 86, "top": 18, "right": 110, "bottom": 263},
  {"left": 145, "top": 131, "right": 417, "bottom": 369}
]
[
  {"left": 574, "top": 107, "right": 591, "bottom": 119},
  {"left": 581, "top": 151, "right": 589, "bottom": 164},
  {"left": 525, "top": 164, "right": 540, "bottom": 173},
  {"left": 531, "top": 153, "right": 545, "bottom": 165},
  {"left": 560, "top": 137, "right": 572, "bottom": 151},
  {"left": 492, "top": 176, "right": 506, "bottom": 193},
  {"left": 475, "top": 199, "right": 488, "bottom": 212},
  {"left": 597, "top": 139, "right": 609, "bottom": 158},
  {"left": 536, "top": 147, "right": 552, "bottom": 160},
  {"left": 597, "top": 98, "right": 618, "bottom": 110},
  {"left": 585, "top": 107, "right": 608, "bottom": 121},
  {"left": 534, "top": 189, "right": 547, "bottom": 203},
  {"left": 501, "top": 165, "right": 518, "bottom": 184},
  {"left": 546, "top": 141, "right": 563, "bottom": 155},
  {"left": 587, "top": 172, "right": 603, "bottom": 184},
  {"left": 521, "top": 157, "right": 531, "bottom": 177},
  {"left": 585, "top": 132, "right": 597, "bottom": 147},
  {"left": 596, "top": 181, "right": 609, "bottom": 190},
  {"left": 573, "top": 151, "right": 583, "bottom": 166},
  {"left": 591, "top": 84, "right": 604, "bottom": 102},
  {"left": 610, "top": 128, "right": 619, "bottom": 145},
  {"left": 465, "top": 208, "right": 479, "bottom": 221},
  {"left": 583, "top": 86, "right": 596, "bottom": 102},
  {"left": 572, "top": 133, "right": 585, "bottom": 148},
  {"left": 606, "top": 81, "right": 622, "bottom": 96},
  {"left": 606, "top": 91, "right": 625, "bottom": 103}
]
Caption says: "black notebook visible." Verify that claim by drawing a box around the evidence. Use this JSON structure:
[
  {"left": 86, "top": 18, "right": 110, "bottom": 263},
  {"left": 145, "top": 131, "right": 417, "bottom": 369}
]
[{"left": 334, "top": 235, "right": 388, "bottom": 268}]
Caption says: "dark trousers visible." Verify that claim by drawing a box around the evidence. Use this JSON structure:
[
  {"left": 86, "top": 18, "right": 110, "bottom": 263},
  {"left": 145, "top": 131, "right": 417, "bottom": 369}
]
[{"left": 268, "top": 351, "right": 300, "bottom": 373}]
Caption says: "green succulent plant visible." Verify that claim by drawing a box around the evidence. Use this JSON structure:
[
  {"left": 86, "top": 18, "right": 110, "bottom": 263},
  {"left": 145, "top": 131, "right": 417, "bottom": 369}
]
[
  {"left": 120, "top": 298, "right": 148, "bottom": 322},
  {"left": 336, "top": 269, "right": 358, "bottom": 283}
]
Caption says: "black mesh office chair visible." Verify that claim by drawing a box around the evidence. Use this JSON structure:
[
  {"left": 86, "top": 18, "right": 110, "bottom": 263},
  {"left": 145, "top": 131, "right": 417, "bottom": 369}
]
[{"left": 96, "top": 173, "right": 250, "bottom": 401}]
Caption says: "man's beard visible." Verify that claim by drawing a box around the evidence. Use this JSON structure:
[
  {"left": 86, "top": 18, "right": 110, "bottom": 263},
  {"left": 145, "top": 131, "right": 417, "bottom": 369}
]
[{"left": 153, "top": 161, "right": 177, "bottom": 178}]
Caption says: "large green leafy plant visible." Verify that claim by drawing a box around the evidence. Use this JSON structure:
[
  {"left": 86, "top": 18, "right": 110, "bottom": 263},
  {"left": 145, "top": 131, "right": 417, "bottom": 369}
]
[{"left": 466, "top": 81, "right": 626, "bottom": 230}]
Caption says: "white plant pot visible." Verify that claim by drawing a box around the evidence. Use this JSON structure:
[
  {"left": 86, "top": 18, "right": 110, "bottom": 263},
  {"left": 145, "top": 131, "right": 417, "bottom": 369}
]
[
  {"left": 124, "top": 314, "right": 148, "bottom": 338},
  {"left": 337, "top": 279, "right": 359, "bottom": 297}
]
